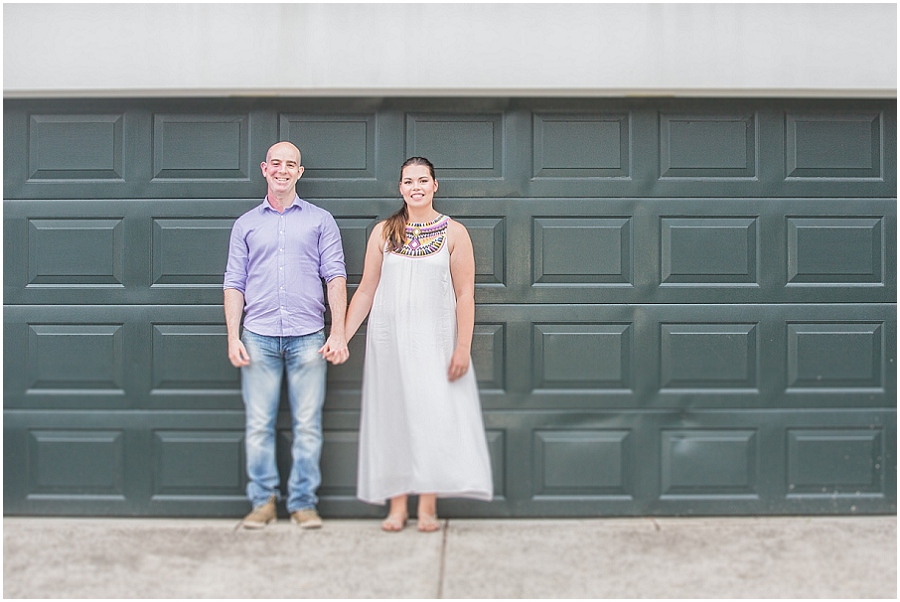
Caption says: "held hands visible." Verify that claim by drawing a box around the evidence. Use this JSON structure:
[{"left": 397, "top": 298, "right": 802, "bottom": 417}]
[
  {"left": 319, "top": 334, "right": 349, "bottom": 365},
  {"left": 448, "top": 346, "right": 470, "bottom": 382}
]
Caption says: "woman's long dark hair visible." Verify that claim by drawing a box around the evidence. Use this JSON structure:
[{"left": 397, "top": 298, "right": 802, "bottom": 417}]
[{"left": 383, "top": 157, "right": 437, "bottom": 251}]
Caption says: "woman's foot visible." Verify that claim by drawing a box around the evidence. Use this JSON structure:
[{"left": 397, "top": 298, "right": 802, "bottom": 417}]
[
  {"left": 417, "top": 493, "right": 440, "bottom": 532},
  {"left": 381, "top": 513, "right": 408, "bottom": 532},
  {"left": 417, "top": 514, "right": 441, "bottom": 532}
]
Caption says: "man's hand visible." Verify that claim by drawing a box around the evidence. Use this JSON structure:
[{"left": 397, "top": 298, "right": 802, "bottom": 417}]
[
  {"left": 319, "top": 334, "right": 349, "bottom": 365},
  {"left": 228, "top": 338, "right": 251, "bottom": 368}
]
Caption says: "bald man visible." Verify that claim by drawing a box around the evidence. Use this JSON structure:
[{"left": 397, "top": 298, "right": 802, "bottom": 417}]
[{"left": 224, "top": 142, "right": 348, "bottom": 529}]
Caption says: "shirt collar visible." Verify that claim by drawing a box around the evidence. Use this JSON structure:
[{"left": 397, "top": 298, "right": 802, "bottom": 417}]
[{"left": 258, "top": 194, "right": 303, "bottom": 214}]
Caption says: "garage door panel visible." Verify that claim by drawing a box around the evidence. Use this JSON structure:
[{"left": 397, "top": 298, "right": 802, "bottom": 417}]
[
  {"left": 786, "top": 216, "right": 885, "bottom": 285},
  {"left": 3, "top": 197, "right": 894, "bottom": 307},
  {"left": 459, "top": 197, "right": 893, "bottom": 305},
  {"left": 4, "top": 305, "right": 241, "bottom": 411},
  {"left": 472, "top": 304, "right": 895, "bottom": 411},
  {"left": 279, "top": 112, "right": 378, "bottom": 181},
  {"left": 532, "top": 111, "right": 631, "bottom": 179},
  {"left": 151, "top": 113, "right": 251, "bottom": 181},
  {"left": 150, "top": 218, "right": 234, "bottom": 287},
  {"left": 4, "top": 308, "right": 142, "bottom": 410},
  {"left": 4, "top": 199, "right": 256, "bottom": 305},
  {"left": 4, "top": 97, "right": 894, "bottom": 517},
  {"left": 5, "top": 99, "right": 896, "bottom": 201},
  {"left": 27, "top": 113, "right": 125, "bottom": 182},
  {"left": 476, "top": 410, "right": 894, "bottom": 517},
  {"left": 785, "top": 111, "right": 884, "bottom": 180},
  {"left": 659, "top": 112, "right": 757, "bottom": 180},
  {"left": 3, "top": 408, "right": 893, "bottom": 516}
]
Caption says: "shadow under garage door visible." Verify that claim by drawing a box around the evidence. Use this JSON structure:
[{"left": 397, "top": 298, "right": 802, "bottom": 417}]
[{"left": 3, "top": 97, "right": 896, "bottom": 517}]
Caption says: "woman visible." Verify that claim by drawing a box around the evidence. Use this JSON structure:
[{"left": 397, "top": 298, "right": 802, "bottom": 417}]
[{"left": 344, "top": 157, "right": 493, "bottom": 532}]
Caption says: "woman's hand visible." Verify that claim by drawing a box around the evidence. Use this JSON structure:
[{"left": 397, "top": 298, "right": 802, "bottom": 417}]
[
  {"left": 319, "top": 334, "right": 349, "bottom": 365},
  {"left": 448, "top": 346, "right": 470, "bottom": 381}
]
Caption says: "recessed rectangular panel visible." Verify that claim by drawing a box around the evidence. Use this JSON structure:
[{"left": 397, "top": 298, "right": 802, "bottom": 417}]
[
  {"left": 459, "top": 217, "right": 506, "bottom": 285},
  {"left": 661, "top": 217, "right": 757, "bottom": 284},
  {"left": 153, "top": 431, "right": 244, "bottom": 495},
  {"left": 281, "top": 114, "right": 376, "bottom": 179},
  {"left": 786, "top": 113, "right": 882, "bottom": 179},
  {"left": 534, "top": 324, "right": 632, "bottom": 390},
  {"left": 472, "top": 324, "right": 505, "bottom": 391},
  {"left": 151, "top": 325, "right": 239, "bottom": 391},
  {"left": 534, "top": 217, "right": 632, "bottom": 284},
  {"left": 27, "top": 324, "right": 124, "bottom": 392},
  {"left": 27, "top": 430, "right": 124, "bottom": 496},
  {"left": 28, "top": 114, "right": 123, "bottom": 180},
  {"left": 533, "top": 113, "right": 629, "bottom": 178},
  {"left": 319, "top": 431, "right": 359, "bottom": 496},
  {"left": 486, "top": 430, "right": 505, "bottom": 497},
  {"left": 788, "top": 429, "right": 883, "bottom": 494},
  {"left": 787, "top": 217, "right": 883, "bottom": 284},
  {"left": 335, "top": 217, "right": 378, "bottom": 284},
  {"left": 153, "top": 114, "right": 249, "bottom": 180},
  {"left": 787, "top": 323, "right": 883, "bottom": 390},
  {"left": 151, "top": 218, "right": 232, "bottom": 286},
  {"left": 534, "top": 430, "right": 631, "bottom": 496},
  {"left": 660, "top": 324, "right": 757, "bottom": 389},
  {"left": 660, "top": 114, "right": 756, "bottom": 178},
  {"left": 27, "top": 218, "right": 124, "bottom": 286},
  {"left": 661, "top": 430, "right": 757, "bottom": 496},
  {"left": 406, "top": 114, "right": 503, "bottom": 179}
]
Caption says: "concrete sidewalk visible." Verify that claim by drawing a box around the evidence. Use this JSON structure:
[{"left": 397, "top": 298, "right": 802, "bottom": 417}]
[{"left": 3, "top": 516, "right": 896, "bottom": 598}]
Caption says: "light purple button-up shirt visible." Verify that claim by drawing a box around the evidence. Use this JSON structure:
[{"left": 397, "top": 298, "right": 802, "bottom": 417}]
[{"left": 224, "top": 196, "right": 346, "bottom": 337}]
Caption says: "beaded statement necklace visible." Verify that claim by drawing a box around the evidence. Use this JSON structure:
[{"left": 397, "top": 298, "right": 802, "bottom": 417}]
[{"left": 394, "top": 214, "right": 449, "bottom": 257}]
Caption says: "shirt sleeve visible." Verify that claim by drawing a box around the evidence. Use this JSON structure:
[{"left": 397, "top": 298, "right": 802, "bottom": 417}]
[
  {"left": 223, "top": 219, "right": 249, "bottom": 292},
  {"left": 318, "top": 212, "right": 347, "bottom": 282}
]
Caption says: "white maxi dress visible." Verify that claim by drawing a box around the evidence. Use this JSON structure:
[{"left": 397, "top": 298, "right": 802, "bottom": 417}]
[{"left": 356, "top": 218, "right": 493, "bottom": 504}]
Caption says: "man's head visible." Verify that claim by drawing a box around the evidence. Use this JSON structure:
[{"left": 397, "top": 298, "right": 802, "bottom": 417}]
[{"left": 261, "top": 141, "right": 304, "bottom": 199}]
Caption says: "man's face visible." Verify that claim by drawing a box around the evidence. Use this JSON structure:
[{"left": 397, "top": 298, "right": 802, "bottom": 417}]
[{"left": 261, "top": 143, "right": 303, "bottom": 196}]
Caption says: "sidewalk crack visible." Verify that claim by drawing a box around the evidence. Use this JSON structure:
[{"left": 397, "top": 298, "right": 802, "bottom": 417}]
[{"left": 436, "top": 518, "right": 449, "bottom": 598}]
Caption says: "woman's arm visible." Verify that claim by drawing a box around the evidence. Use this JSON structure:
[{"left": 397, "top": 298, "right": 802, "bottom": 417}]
[
  {"left": 344, "top": 222, "right": 386, "bottom": 341},
  {"left": 447, "top": 219, "right": 476, "bottom": 382}
]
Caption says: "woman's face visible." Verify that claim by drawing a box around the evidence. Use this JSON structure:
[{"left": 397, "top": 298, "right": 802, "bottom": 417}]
[{"left": 399, "top": 164, "right": 438, "bottom": 212}]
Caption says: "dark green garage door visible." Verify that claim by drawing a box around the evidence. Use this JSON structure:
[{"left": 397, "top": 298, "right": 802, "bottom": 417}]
[{"left": 4, "top": 97, "right": 896, "bottom": 517}]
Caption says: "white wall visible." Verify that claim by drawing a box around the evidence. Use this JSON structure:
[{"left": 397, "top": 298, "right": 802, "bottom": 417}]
[{"left": 3, "top": 3, "right": 896, "bottom": 97}]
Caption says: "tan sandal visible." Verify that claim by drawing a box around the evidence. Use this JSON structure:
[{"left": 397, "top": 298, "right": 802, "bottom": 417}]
[
  {"left": 381, "top": 513, "right": 408, "bottom": 532},
  {"left": 417, "top": 514, "right": 441, "bottom": 532}
]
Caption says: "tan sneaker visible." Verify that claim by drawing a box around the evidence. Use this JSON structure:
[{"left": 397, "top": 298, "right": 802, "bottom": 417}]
[
  {"left": 290, "top": 508, "right": 323, "bottom": 529},
  {"left": 242, "top": 495, "right": 276, "bottom": 529}
]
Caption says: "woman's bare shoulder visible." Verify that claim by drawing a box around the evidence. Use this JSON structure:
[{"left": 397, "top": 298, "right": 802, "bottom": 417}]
[
  {"left": 446, "top": 216, "right": 472, "bottom": 252},
  {"left": 446, "top": 216, "right": 469, "bottom": 235},
  {"left": 370, "top": 220, "right": 386, "bottom": 237}
]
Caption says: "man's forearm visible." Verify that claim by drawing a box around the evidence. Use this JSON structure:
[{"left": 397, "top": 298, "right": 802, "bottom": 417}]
[
  {"left": 326, "top": 277, "right": 348, "bottom": 337},
  {"left": 224, "top": 288, "right": 245, "bottom": 340}
]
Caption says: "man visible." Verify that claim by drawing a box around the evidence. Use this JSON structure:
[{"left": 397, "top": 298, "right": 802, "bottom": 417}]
[{"left": 224, "top": 141, "right": 349, "bottom": 529}]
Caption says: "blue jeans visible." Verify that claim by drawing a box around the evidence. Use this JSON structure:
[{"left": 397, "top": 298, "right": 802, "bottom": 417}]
[{"left": 241, "top": 329, "right": 327, "bottom": 512}]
